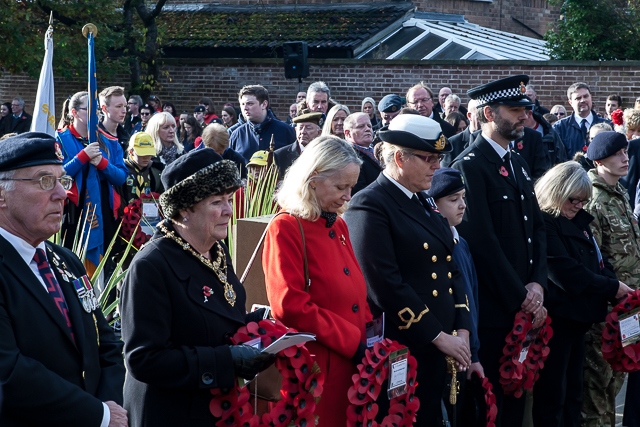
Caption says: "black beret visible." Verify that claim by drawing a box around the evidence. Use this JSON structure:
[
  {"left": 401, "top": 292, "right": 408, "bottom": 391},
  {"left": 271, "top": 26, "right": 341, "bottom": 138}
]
[
  {"left": 377, "top": 114, "right": 451, "bottom": 153},
  {"left": 587, "top": 131, "right": 628, "bottom": 161},
  {"left": 194, "top": 105, "right": 206, "bottom": 113},
  {"left": 0, "top": 132, "right": 64, "bottom": 172},
  {"left": 379, "top": 94, "right": 403, "bottom": 113},
  {"left": 159, "top": 148, "right": 242, "bottom": 218},
  {"left": 427, "top": 168, "right": 465, "bottom": 200},
  {"left": 468, "top": 75, "right": 533, "bottom": 108}
]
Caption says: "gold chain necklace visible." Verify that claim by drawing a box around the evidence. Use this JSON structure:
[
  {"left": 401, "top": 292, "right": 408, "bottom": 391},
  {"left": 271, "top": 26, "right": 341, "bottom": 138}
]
[{"left": 159, "top": 222, "right": 237, "bottom": 307}]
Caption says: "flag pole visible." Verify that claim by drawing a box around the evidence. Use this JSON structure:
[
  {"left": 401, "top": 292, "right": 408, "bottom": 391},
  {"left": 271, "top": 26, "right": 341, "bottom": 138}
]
[
  {"left": 83, "top": 23, "right": 99, "bottom": 145},
  {"left": 30, "top": 11, "right": 56, "bottom": 136}
]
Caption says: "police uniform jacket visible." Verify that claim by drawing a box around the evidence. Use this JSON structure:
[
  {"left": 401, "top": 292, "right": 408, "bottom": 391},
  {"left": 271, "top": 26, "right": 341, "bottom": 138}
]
[
  {"left": 344, "top": 173, "right": 471, "bottom": 356},
  {"left": 451, "top": 134, "right": 547, "bottom": 328},
  {"left": 263, "top": 214, "right": 371, "bottom": 426},
  {"left": 120, "top": 223, "right": 247, "bottom": 427},
  {"left": 0, "top": 237, "right": 125, "bottom": 426}
]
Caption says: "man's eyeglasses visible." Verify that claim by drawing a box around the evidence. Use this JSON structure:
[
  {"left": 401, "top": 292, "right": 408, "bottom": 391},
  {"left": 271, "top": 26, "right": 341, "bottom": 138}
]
[
  {"left": 408, "top": 98, "right": 432, "bottom": 105},
  {"left": 568, "top": 197, "right": 589, "bottom": 206},
  {"left": 140, "top": 112, "right": 151, "bottom": 116},
  {"left": 412, "top": 153, "right": 444, "bottom": 164},
  {"left": 1, "top": 175, "right": 73, "bottom": 191},
  {"left": 127, "top": 102, "right": 138, "bottom": 105}
]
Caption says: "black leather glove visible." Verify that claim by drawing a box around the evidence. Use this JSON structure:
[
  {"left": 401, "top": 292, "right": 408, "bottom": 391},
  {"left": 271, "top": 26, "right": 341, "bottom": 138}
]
[
  {"left": 352, "top": 341, "right": 367, "bottom": 365},
  {"left": 229, "top": 345, "right": 277, "bottom": 380},
  {"left": 245, "top": 307, "right": 268, "bottom": 324}
]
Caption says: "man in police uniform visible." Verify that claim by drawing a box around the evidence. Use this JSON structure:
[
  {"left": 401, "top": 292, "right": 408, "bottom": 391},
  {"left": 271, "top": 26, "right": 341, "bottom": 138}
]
[
  {"left": 345, "top": 114, "right": 471, "bottom": 426},
  {"left": 0, "top": 132, "right": 126, "bottom": 426},
  {"left": 451, "top": 75, "right": 547, "bottom": 427}
]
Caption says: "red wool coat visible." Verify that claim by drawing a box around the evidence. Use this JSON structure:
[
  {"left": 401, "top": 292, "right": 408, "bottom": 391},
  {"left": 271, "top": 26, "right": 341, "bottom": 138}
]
[{"left": 263, "top": 214, "right": 372, "bottom": 426}]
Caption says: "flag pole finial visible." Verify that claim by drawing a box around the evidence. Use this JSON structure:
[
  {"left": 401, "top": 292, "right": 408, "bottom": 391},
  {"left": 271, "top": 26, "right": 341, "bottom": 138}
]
[{"left": 82, "top": 23, "right": 98, "bottom": 38}]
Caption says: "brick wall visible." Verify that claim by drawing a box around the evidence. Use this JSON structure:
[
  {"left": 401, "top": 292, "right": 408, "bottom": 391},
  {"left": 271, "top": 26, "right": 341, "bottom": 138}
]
[
  {"left": 164, "top": 0, "right": 560, "bottom": 38},
  {"left": 4, "top": 59, "right": 640, "bottom": 125}
]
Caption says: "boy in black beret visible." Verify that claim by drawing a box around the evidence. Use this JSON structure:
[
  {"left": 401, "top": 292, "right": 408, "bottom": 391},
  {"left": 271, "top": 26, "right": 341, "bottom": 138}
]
[{"left": 428, "top": 168, "right": 483, "bottom": 423}]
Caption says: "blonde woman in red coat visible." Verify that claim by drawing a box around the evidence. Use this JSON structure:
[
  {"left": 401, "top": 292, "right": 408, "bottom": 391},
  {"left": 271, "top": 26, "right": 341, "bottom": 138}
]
[{"left": 263, "top": 135, "right": 373, "bottom": 426}]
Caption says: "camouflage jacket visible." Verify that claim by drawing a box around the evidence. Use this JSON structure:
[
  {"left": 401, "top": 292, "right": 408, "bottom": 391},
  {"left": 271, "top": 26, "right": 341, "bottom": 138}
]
[{"left": 585, "top": 169, "right": 640, "bottom": 289}]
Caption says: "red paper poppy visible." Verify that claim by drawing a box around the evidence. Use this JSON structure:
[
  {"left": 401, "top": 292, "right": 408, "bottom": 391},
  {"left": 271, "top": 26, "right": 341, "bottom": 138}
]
[
  {"left": 517, "top": 141, "right": 523, "bottom": 150},
  {"left": 499, "top": 166, "right": 509, "bottom": 176}
]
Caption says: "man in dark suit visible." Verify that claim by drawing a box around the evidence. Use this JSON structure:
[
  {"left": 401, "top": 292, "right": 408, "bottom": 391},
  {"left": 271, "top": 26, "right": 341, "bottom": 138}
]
[
  {"left": 406, "top": 82, "right": 456, "bottom": 138},
  {"left": 451, "top": 75, "right": 547, "bottom": 427},
  {"left": 0, "top": 132, "right": 127, "bottom": 426},
  {"left": 0, "top": 97, "right": 32, "bottom": 136},
  {"left": 442, "top": 98, "right": 480, "bottom": 167},
  {"left": 343, "top": 112, "right": 382, "bottom": 195},
  {"left": 510, "top": 125, "right": 551, "bottom": 180},
  {"left": 345, "top": 114, "right": 471, "bottom": 426},
  {"left": 273, "top": 110, "right": 322, "bottom": 179}
]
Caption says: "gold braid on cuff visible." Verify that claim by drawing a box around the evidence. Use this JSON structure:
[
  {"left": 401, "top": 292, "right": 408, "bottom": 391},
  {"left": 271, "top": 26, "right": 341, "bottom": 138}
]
[
  {"left": 398, "top": 306, "right": 429, "bottom": 330},
  {"left": 454, "top": 295, "right": 470, "bottom": 312}
]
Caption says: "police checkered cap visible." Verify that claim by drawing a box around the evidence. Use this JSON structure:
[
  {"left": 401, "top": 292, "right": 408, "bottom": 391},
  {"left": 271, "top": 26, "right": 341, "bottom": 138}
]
[{"left": 468, "top": 75, "right": 533, "bottom": 108}]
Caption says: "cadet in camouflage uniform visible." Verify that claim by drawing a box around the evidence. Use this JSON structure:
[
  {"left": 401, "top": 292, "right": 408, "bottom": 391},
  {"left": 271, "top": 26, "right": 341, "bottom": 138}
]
[{"left": 582, "top": 132, "right": 639, "bottom": 427}]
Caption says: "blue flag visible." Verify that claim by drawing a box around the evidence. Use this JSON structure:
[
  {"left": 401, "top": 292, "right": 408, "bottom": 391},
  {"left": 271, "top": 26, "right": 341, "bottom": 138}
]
[{"left": 84, "top": 29, "right": 102, "bottom": 270}]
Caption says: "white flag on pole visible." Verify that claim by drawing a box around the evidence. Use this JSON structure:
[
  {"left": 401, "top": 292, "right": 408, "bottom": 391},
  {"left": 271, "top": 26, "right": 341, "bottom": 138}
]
[{"left": 31, "top": 23, "right": 56, "bottom": 136}]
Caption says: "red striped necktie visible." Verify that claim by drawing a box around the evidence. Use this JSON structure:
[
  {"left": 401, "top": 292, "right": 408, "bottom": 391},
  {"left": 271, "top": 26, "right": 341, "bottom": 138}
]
[{"left": 33, "top": 248, "right": 75, "bottom": 344}]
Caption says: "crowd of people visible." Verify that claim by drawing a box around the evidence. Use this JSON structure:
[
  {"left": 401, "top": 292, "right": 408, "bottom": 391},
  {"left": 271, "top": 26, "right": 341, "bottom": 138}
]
[{"left": 1, "top": 73, "right": 640, "bottom": 427}]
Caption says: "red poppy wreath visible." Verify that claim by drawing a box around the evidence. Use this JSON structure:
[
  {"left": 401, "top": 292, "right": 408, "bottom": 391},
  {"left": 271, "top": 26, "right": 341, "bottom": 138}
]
[
  {"left": 602, "top": 290, "right": 640, "bottom": 372},
  {"left": 120, "top": 192, "right": 161, "bottom": 249},
  {"left": 346, "top": 338, "right": 419, "bottom": 427},
  {"left": 471, "top": 371, "right": 498, "bottom": 427},
  {"left": 209, "top": 319, "right": 324, "bottom": 427},
  {"left": 498, "top": 310, "right": 553, "bottom": 398}
]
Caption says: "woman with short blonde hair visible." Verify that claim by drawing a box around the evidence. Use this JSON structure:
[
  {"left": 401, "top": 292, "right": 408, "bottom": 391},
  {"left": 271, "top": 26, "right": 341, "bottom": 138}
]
[
  {"left": 201, "top": 123, "right": 230, "bottom": 155},
  {"left": 532, "top": 160, "right": 630, "bottom": 426}
]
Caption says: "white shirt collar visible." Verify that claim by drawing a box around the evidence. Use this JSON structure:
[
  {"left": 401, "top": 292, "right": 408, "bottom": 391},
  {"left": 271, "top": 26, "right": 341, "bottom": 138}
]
[
  {"left": 574, "top": 112, "right": 594, "bottom": 127},
  {"left": 383, "top": 170, "right": 414, "bottom": 199},
  {"left": 0, "top": 226, "right": 45, "bottom": 267},
  {"left": 482, "top": 132, "right": 510, "bottom": 159}
]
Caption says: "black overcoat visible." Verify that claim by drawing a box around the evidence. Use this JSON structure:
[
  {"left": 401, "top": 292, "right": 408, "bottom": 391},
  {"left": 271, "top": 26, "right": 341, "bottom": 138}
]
[
  {"left": 352, "top": 148, "right": 382, "bottom": 195},
  {"left": 543, "top": 210, "right": 618, "bottom": 323},
  {"left": 0, "top": 238, "right": 125, "bottom": 426},
  {"left": 120, "top": 225, "right": 247, "bottom": 427}
]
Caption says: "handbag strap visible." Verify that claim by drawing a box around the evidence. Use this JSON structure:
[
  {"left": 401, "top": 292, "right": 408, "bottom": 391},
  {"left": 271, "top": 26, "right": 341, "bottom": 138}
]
[{"left": 240, "top": 211, "right": 310, "bottom": 292}]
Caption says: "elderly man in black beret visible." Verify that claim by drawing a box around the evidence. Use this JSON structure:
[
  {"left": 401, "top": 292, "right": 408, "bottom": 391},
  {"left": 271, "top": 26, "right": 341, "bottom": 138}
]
[
  {"left": 0, "top": 132, "right": 127, "bottom": 426},
  {"left": 345, "top": 114, "right": 471, "bottom": 426},
  {"left": 451, "top": 75, "right": 548, "bottom": 427}
]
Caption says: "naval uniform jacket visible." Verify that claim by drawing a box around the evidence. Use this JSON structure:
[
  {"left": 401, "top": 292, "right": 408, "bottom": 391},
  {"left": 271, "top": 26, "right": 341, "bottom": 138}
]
[
  {"left": 344, "top": 173, "right": 470, "bottom": 356},
  {"left": 451, "top": 134, "right": 547, "bottom": 328},
  {"left": 120, "top": 223, "right": 247, "bottom": 427},
  {"left": 0, "top": 237, "right": 125, "bottom": 426}
]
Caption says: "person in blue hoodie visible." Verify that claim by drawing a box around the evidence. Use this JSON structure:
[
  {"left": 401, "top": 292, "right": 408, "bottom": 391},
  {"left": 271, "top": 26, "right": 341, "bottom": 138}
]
[
  {"left": 56, "top": 90, "right": 127, "bottom": 273},
  {"left": 229, "top": 85, "right": 295, "bottom": 162}
]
